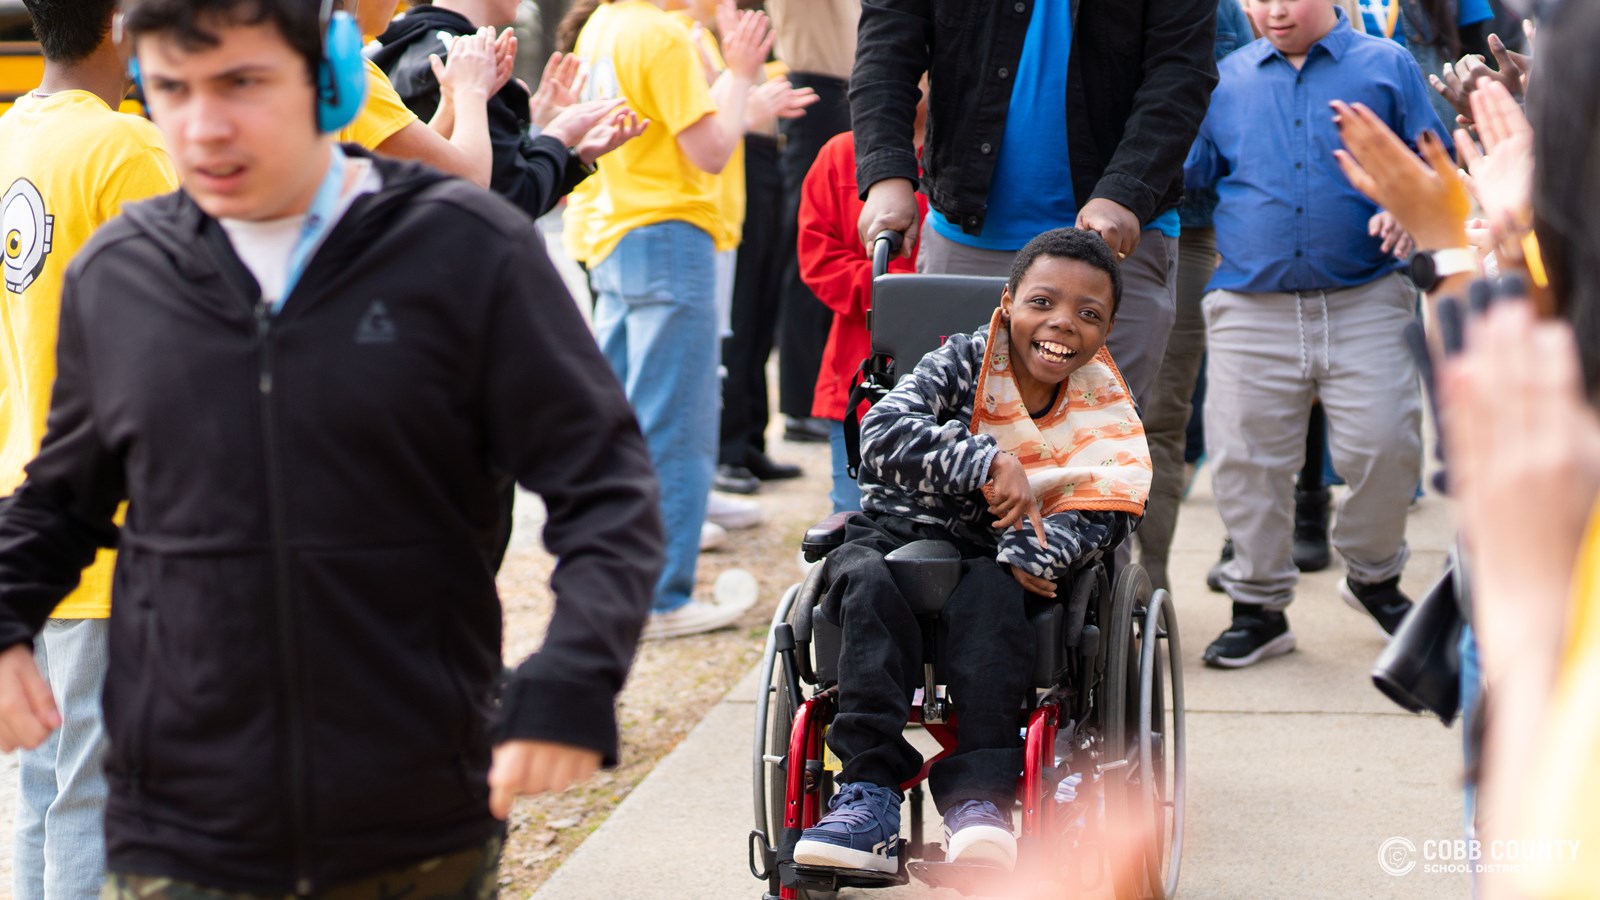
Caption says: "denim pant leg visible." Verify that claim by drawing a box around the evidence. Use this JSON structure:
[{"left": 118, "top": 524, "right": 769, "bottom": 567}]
[
  {"left": 927, "top": 560, "right": 1032, "bottom": 814},
  {"left": 828, "top": 420, "right": 862, "bottom": 514},
  {"left": 591, "top": 222, "right": 720, "bottom": 613},
  {"left": 15, "top": 618, "right": 110, "bottom": 900}
]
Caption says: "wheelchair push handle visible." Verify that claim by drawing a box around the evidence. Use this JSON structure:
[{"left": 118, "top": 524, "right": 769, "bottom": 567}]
[{"left": 871, "top": 230, "right": 905, "bottom": 280}]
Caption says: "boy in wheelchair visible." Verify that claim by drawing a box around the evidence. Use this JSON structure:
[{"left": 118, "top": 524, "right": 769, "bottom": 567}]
[{"left": 793, "top": 228, "right": 1151, "bottom": 875}]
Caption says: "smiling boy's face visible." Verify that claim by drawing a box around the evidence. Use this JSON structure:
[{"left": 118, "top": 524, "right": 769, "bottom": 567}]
[
  {"left": 1248, "top": 0, "right": 1338, "bottom": 59},
  {"left": 1001, "top": 255, "right": 1115, "bottom": 392}
]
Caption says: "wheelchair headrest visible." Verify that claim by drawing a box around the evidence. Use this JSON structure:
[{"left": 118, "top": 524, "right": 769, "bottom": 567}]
[{"left": 869, "top": 274, "right": 1007, "bottom": 379}]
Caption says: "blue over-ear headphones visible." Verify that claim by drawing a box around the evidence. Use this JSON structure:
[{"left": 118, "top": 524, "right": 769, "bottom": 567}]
[{"left": 125, "top": 0, "right": 367, "bottom": 134}]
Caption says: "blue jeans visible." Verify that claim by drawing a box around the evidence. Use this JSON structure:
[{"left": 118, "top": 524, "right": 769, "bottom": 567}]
[
  {"left": 829, "top": 420, "right": 862, "bottom": 514},
  {"left": 592, "top": 221, "right": 718, "bottom": 613},
  {"left": 1460, "top": 623, "right": 1481, "bottom": 834},
  {"left": 14, "top": 618, "right": 110, "bottom": 900}
]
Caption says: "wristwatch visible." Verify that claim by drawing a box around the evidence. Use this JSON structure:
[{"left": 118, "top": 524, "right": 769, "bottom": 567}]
[{"left": 1408, "top": 248, "right": 1478, "bottom": 293}]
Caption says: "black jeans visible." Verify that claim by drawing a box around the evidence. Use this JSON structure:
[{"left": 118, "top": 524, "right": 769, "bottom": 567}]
[
  {"left": 776, "top": 73, "right": 851, "bottom": 419},
  {"left": 821, "top": 513, "right": 1033, "bottom": 814},
  {"left": 720, "top": 135, "right": 785, "bottom": 465}
]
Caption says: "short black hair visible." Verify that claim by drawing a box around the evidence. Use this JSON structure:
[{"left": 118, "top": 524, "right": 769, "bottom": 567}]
[
  {"left": 1007, "top": 227, "right": 1123, "bottom": 317},
  {"left": 120, "top": 0, "right": 324, "bottom": 83},
  {"left": 23, "top": 0, "right": 119, "bottom": 63}
]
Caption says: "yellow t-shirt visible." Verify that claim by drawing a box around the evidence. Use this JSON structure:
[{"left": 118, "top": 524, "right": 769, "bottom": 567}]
[
  {"left": 669, "top": 10, "right": 743, "bottom": 253},
  {"left": 0, "top": 90, "right": 178, "bottom": 619},
  {"left": 1516, "top": 501, "right": 1600, "bottom": 898},
  {"left": 337, "top": 59, "right": 419, "bottom": 150},
  {"left": 569, "top": 0, "right": 721, "bottom": 265}
]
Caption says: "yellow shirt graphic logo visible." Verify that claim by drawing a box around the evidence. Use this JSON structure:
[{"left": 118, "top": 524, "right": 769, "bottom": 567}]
[{"left": 2, "top": 178, "right": 53, "bottom": 294}]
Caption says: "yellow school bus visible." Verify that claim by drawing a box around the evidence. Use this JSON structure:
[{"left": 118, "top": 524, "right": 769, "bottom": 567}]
[
  {"left": 0, "top": 2, "right": 42, "bottom": 116},
  {"left": 0, "top": 4, "right": 144, "bottom": 117}
]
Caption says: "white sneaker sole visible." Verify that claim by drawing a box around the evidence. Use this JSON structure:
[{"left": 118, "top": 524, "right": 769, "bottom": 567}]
[
  {"left": 793, "top": 838, "right": 898, "bottom": 874},
  {"left": 1204, "top": 631, "right": 1297, "bottom": 668},
  {"left": 945, "top": 824, "right": 1017, "bottom": 869},
  {"left": 1339, "top": 580, "right": 1395, "bottom": 638}
]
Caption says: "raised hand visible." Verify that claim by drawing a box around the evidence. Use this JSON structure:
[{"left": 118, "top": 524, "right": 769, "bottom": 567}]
[
  {"left": 1453, "top": 80, "right": 1534, "bottom": 247},
  {"left": 1331, "top": 100, "right": 1470, "bottom": 251},
  {"left": 745, "top": 79, "right": 818, "bottom": 132},
  {"left": 542, "top": 96, "right": 627, "bottom": 148},
  {"left": 529, "top": 51, "right": 585, "bottom": 129},
  {"left": 575, "top": 107, "right": 649, "bottom": 166},
  {"left": 491, "top": 26, "right": 518, "bottom": 96},
  {"left": 718, "top": 6, "right": 775, "bottom": 81},
  {"left": 431, "top": 27, "right": 497, "bottom": 105}
]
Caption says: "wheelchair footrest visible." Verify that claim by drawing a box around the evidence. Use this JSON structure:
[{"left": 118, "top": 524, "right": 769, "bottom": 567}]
[
  {"left": 907, "top": 860, "right": 1015, "bottom": 896},
  {"left": 781, "top": 862, "right": 909, "bottom": 891}
]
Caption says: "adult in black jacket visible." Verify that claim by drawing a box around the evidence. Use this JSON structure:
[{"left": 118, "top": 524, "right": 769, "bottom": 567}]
[
  {"left": 0, "top": 0, "right": 661, "bottom": 893},
  {"left": 850, "top": 0, "right": 1218, "bottom": 408},
  {"left": 369, "top": 0, "right": 641, "bottom": 220}
]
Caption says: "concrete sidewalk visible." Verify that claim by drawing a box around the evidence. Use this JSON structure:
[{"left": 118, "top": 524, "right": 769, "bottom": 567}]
[{"left": 535, "top": 469, "right": 1471, "bottom": 899}]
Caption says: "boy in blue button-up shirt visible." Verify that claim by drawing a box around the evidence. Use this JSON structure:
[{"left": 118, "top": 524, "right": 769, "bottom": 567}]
[{"left": 1185, "top": 0, "right": 1448, "bottom": 668}]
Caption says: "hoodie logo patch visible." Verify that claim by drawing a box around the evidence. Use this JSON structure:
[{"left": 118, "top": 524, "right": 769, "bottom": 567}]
[{"left": 354, "top": 300, "right": 398, "bottom": 345}]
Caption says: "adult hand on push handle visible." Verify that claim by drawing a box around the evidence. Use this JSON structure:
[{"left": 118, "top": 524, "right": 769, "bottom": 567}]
[{"left": 857, "top": 178, "right": 920, "bottom": 258}]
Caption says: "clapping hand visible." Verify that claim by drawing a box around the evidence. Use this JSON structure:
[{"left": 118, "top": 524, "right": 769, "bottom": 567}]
[
  {"left": 430, "top": 27, "right": 498, "bottom": 104},
  {"left": 745, "top": 79, "right": 819, "bottom": 132},
  {"left": 1453, "top": 80, "right": 1534, "bottom": 249},
  {"left": 529, "top": 51, "right": 585, "bottom": 129},
  {"left": 1430, "top": 31, "right": 1532, "bottom": 126},
  {"left": 717, "top": 2, "right": 775, "bottom": 81},
  {"left": 574, "top": 107, "right": 649, "bottom": 166},
  {"left": 1332, "top": 100, "right": 1470, "bottom": 252}
]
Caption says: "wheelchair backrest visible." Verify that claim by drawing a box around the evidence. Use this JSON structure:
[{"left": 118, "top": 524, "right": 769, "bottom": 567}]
[{"left": 867, "top": 273, "right": 1007, "bottom": 383}]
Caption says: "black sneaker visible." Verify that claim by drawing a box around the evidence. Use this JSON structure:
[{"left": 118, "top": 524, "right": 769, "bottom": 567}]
[
  {"left": 714, "top": 464, "right": 760, "bottom": 495},
  {"left": 1202, "top": 603, "right": 1296, "bottom": 668},
  {"left": 1205, "top": 538, "right": 1233, "bottom": 593},
  {"left": 1292, "top": 485, "right": 1332, "bottom": 572},
  {"left": 1339, "top": 576, "right": 1413, "bottom": 635}
]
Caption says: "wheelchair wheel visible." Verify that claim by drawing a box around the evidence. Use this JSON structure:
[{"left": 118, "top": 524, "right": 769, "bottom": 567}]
[
  {"left": 1099, "top": 563, "right": 1143, "bottom": 900},
  {"left": 754, "top": 576, "right": 838, "bottom": 900},
  {"left": 1135, "top": 589, "right": 1186, "bottom": 900}
]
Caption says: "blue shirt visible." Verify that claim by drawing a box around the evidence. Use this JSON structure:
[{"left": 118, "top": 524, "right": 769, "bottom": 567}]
[
  {"left": 930, "top": 0, "right": 1179, "bottom": 251},
  {"left": 1185, "top": 10, "right": 1449, "bottom": 293},
  {"left": 1178, "top": 0, "right": 1256, "bottom": 230},
  {"left": 1358, "top": 0, "right": 1493, "bottom": 46}
]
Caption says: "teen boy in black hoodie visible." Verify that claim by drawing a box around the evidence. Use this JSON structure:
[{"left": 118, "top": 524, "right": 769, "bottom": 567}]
[
  {"left": 370, "top": 0, "right": 644, "bottom": 220},
  {"left": 0, "top": 0, "right": 662, "bottom": 894}
]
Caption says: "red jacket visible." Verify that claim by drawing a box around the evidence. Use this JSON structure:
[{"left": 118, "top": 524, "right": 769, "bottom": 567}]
[{"left": 799, "top": 132, "right": 927, "bottom": 421}]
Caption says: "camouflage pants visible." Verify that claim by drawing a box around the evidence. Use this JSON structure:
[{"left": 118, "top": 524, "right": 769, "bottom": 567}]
[{"left": 102, "top": 834, "right": 502, "bottom": 900}]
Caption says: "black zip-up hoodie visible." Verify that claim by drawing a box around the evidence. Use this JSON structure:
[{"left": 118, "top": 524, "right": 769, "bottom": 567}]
[
  {"left": 369, "top": 6, "right": 590, "bottom": 220},
  {"left": 0, "top": 150, "right": 662, "bottom": 892}
]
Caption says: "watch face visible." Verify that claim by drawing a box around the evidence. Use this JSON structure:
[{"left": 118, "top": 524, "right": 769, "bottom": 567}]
[{"left": 1409, "top": 251, "right": 1436, "bottom": 290}]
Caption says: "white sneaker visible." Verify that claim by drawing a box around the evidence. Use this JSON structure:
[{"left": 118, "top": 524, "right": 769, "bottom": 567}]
[
  {"left": 641, "top": 598, "right": 747, "bottom": 641},
  {"left": 707, "top": 492, "right": 763, "bottom": 530},
  {"left": 701, "top": 521, "right": 728, "bottom": 551}
]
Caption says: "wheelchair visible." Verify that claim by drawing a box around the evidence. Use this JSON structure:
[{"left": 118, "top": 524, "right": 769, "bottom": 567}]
[{"left": 747, "top": 236, "right": 1187, "bottom": 900}]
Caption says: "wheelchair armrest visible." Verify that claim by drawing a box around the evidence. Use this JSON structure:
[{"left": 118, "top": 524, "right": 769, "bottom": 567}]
[
  {"left": 802, "top": 511, "right": 856, "bottom": 563},
  {"left": 883, "top": 540, "right": 962, "bottom": 615}
]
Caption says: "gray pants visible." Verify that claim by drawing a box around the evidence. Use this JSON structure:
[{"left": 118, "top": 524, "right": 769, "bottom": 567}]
[
  {"left": 918, "top": 223, "right": 1178, "bottom": 411},
  {"left": 1203, "top": 273, "right": 1422, "bottom": 610},
  {"left": 1136, "top": 228, "right": 1216, "bottom": 592}
]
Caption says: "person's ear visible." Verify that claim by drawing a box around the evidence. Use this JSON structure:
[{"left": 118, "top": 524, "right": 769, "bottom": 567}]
[{"left": 1000, "top": 284, "right": 1014, "bottom": 323}]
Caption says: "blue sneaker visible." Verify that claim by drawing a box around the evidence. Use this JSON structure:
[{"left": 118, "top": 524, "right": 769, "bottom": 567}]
[
  {"left": 793, "top": 782, "right": 903, "bottom": 874},
  {"left": 942, "top": 799, "right": 1016, "bottom": 869}
]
